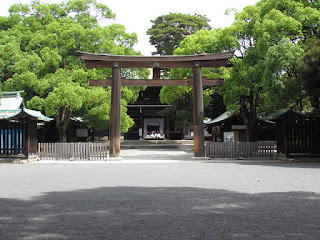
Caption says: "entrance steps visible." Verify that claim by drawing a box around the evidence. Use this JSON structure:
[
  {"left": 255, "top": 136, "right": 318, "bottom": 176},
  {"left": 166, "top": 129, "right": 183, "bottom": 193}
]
[{"left": 119, "top": 140, "right": 194, "bottom": 150}]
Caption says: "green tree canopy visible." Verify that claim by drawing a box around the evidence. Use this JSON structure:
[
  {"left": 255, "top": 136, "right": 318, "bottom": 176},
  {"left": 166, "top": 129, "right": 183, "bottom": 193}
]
[
  {"left": 220, "top": 0, "right": 318, "bottom": 140},
  {"left": 147, "top": 13, "right": 211, "bottom": 55},
  {"left": 160, "top": 0, "right": 320, "bottom": 141},
  {"left": 158, "top": 29, "right": 234, "bottom": 130},
  {"left": 222, "top": 0, "right": 320, "bottom": 141},
  {"left": 299, "top": 39, "right": 320, "bottom": 108},
  {"left": 0, "top": 0, "right": 149, "bottom": 142}
]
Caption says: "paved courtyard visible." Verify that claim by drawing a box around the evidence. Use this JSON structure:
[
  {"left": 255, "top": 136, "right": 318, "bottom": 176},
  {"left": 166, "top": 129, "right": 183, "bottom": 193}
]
[{"left": 0, "top": 150, "right": 320, "bottom": 239}]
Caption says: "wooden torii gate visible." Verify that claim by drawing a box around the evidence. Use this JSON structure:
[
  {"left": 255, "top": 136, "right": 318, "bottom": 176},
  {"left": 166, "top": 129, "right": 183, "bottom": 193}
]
[{"left": 79, "top": 51, "right": 234, "bottom": 159}]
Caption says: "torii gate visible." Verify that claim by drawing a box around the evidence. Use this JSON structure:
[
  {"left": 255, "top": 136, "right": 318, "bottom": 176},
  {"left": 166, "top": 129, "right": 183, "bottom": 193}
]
[{"left": 79, "top": 51, "right": 234, "bottom": 159}]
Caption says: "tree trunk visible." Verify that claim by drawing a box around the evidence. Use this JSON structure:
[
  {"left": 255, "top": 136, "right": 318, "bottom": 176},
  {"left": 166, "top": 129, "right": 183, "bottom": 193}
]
[
  {"left": 244, "top": 120, "right": 258, "bottom": 142},
  {"left": 55, "top": 106, "right": 72, "bottom": 143},
  {"left": 182, "top": 124, "right": 186, "bottom": 139},
  {"left": 240, "top": 92, "right": 258, "bottom": 142},
  {"left": 311, "top": 96, "right": 320, "bottom": 108}
]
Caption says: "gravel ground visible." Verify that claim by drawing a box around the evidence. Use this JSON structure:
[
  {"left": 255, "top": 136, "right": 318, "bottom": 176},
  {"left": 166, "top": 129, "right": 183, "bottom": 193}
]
[{"left": 0, "top": 153, "right": 320, "bottom": 239}]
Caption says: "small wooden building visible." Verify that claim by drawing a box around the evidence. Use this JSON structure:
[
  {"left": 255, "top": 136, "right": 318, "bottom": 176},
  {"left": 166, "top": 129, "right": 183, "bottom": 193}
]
[
  {"left": 0, "top": 91, "right": 52, "bottom": 159},
  {"left": 205, "top": 111, "right": 276, "bottom": 142}
]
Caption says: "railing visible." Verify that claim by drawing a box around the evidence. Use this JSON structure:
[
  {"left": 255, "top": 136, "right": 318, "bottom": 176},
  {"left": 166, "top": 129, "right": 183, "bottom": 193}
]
[
  {"left": 39, "top": 142, "right": 108, "bottom": 160},
  {"left": 205, "top": 141, "right": 277, "bottom": 159}
]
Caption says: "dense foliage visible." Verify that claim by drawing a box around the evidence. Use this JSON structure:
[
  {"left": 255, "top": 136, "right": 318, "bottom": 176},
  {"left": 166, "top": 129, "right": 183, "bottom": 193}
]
[
  {"left": 159, "top": 29, "right": 234, "bottom": 130},
  {"left": 222, "top": 0, "right": 320, "bottom": 140},
  {"left": 147, "top": 14, "right": 219, "bottom": 129},
  {"left": 0, "top": 0, "right": 149, "bottom": 142},
  {"left": 160, "top": 0, "right": 320, "bottom": 141},
  {"left": 299, "top": 39, "right": 320, "bottom": 108},
  {"left": 147, "top": 13, "right": 211, "bottom": 55}
]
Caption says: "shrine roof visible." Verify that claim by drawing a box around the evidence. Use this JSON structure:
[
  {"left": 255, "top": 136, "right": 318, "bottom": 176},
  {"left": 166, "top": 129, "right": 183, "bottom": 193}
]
[
  {"left": 0, "top": 91, "right": 53, "bottom": 122},
  {"left": 0, "top": 91, "right": 25, "bottom": 110}
]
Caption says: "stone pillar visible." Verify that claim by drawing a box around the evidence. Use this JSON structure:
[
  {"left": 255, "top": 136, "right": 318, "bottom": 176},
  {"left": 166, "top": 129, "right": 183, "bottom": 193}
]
[
  {"left": 193, "top": 66, "right": 206, "bottom": 158},
  {"left": 109, "top": 67, "right": 121, "bottom": 158}
]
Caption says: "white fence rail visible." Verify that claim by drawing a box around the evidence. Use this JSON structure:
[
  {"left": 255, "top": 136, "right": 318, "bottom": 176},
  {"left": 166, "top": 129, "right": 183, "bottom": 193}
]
[
  {"left": 39, "top": 142, "right": 108, "bottom": 160},
  {"left": 206, "top": 141, "right": 277, "bottom": 159}
]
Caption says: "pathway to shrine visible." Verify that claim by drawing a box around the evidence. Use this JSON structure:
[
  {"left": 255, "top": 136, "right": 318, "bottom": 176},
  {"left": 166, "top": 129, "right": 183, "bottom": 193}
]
[{"left": 79, "top": 52, "right": 234, "bottom": 159}]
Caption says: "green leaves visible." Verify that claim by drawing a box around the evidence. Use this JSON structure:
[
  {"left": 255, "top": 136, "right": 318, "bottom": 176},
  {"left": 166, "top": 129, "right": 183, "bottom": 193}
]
[
  {"left": 299, "top": 39, "right": 320, "bottom": 107},
  {"left": 27, "top": 96, "right": 45, "bottom": 111},
  {"left": 221, "top": 0, "right": 320, "bottom": 115},
  {"left": 261, "top": 9, "right": 302, "bottom": 44},
  {"left": 65, "top": 0, "right": 115, "bottom": 27},
  {"left": 5, "top": 71, "right": 39, "bottom": 100},
  {"left": 160, "top": 86, "right": 191, "bottom": 105},
  {"left": 175, "top": 29, "right": 238, "bottom": 55},
  {"left": 263, "top": 39, "right": 304, "bottom": 110},
  {"left": 0, "top": 0, "right": 147, "bottom": 138},
  {"left": 40, "top": 48, "right": 62, "bottom": 73},
  {"left": 44, "top": 82, "right": 85, "bottom": 116},
  {"left": 147, "top": 13, "right": 211, "bottom": 55}
]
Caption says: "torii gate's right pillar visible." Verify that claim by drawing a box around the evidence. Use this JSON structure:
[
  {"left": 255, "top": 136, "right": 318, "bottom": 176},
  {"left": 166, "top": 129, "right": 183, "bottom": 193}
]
[{"left": 193, "top": 66, "right": 206, "bottom": 158}]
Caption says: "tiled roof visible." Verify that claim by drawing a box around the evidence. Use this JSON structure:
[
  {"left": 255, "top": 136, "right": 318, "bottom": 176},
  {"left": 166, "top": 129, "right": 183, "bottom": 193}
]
[
  {"left": 204, "top": 111, "right": 232, "bottom": 125},
  {"left": 0, "top": 91, "right": 52, "bottom": 122},
  {"left": 0, "top": 91, "right": 25, "bottom": 110},
  {"left": 0, "top": 108, "right": 53, "bottom": 122},
  {"left": 261, "top": 108, "right": 305, "bottom": 120}
]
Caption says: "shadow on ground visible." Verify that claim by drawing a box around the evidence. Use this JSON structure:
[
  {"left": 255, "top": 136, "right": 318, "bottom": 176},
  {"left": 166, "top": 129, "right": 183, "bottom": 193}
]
[{"left": 1, "top": 187, "right": 319, "bottom": 239}]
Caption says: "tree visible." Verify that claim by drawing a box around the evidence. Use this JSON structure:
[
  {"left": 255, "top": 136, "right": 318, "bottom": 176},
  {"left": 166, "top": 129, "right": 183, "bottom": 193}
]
[
  {"left": 44, "top": 82, "right": 86, "bottom": 142},
  {"left": 147, "top": 13, "right": 211, "bottom": 131},
  {"left": 158, "top": 29, "right": 235, "bottom": 133},
  {"left": 263, "top": 38, "right": 304, "bottom": 111},
  {"left": 299, "top": 39, "right": 320, "bottom": 108},
  {"left": 147, "top": 13, "right": 211, "bottom": 56},
  {"left": 220, "top": 0, "right": 320, "bottom": 141},
  {"left": 161, "top": 0, "right": 320, "bottom": 141},
  {"left": 1, "top": 0, "right": 149, "bottom": 142}
]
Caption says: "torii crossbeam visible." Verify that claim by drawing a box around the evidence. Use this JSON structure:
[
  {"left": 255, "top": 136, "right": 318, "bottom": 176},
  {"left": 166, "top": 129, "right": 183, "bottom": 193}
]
[{"left": 79, "top": 51, "right": 234, "bottom": 159}]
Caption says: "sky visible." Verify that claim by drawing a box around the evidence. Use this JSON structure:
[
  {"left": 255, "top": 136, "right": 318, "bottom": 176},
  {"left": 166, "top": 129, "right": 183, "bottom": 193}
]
[{"left": 0, "top": 0, "right": 259, "bottom": 55}]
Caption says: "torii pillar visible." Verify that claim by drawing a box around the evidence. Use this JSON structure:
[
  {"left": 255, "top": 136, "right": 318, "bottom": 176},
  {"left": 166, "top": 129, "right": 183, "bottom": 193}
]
[
  {"left": 193, "top": 66, "right": 206, "bottom": 158},
  {"left": 109, "top": 67, "right": 121, "bottom": 158}
]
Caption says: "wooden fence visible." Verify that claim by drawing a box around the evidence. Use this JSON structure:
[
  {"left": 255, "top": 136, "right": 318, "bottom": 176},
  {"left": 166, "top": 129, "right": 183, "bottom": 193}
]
[
  {"left": 38, "top": 142, "right": 108, "bottom": 160},
  {"left": 205, "top": 141, "right": 277, "bottom": 159}
]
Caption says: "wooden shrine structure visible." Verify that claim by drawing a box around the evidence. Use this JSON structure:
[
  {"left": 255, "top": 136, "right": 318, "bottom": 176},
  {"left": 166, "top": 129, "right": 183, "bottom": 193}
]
[
  {"left": 79, "top": 51, "right": 234, "bottom": 158},
  {"left": 0, "top": 91, "right": 53, "bottom": 159}
]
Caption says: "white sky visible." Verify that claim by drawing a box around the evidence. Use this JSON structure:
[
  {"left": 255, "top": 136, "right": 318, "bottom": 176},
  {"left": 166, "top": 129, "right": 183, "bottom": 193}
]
[{"left": 0, "top": 0, "right": 259, "bottom": 55}]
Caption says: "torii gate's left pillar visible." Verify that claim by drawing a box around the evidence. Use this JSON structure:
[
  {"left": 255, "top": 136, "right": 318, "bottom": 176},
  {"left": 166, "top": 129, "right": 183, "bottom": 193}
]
[
  {"left": 193, "top": 66, "right": 206, "bottom": 159},
  {"left": 109, "top": 67, "right": 121, "bottom": 158}
]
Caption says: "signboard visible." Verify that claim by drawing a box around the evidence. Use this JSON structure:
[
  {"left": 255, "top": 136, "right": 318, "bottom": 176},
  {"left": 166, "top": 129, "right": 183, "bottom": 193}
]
[
  {"left": 76, "top": 128, "right": 89, "bottom": 138},
  {"left": 232, "top": 125, "right": 246, "bottom": 130}
]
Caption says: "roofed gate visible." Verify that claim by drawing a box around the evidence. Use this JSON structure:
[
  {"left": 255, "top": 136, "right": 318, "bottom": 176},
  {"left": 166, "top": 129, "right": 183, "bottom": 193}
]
[{"left": 79, "top": 52, "right": 234, "bottom": 159}]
